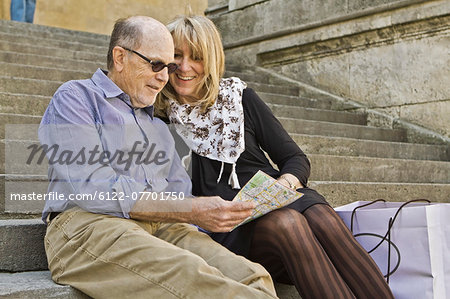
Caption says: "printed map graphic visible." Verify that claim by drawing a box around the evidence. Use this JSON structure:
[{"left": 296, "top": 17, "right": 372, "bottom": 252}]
[{"left": 233, "top": 170, "right": 303, "bottom": 228}]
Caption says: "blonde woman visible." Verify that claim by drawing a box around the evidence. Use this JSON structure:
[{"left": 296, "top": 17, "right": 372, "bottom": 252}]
[{"left": 156, "top": 15, "right": 394, "bottom": 299}]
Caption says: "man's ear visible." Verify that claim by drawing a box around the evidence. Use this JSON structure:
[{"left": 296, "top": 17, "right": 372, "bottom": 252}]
[{"left": 112, "top": 46, "right": 127, "bottom": 72}]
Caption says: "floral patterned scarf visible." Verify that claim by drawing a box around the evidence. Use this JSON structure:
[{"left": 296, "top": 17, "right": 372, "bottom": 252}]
[{"left": 166, "top": 77, "right": 247, "bottom": 189}]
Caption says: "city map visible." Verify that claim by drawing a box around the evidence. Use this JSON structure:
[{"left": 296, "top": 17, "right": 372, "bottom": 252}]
[{"left": 232, "top": 170, "right": 303, "bottom": 229}]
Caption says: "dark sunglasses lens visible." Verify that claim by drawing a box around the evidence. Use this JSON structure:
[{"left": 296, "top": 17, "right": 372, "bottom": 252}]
[
  {"left": 151, "top": 62, "right": 178, "bottom": 74},
  {"left": 167, "top": 63, "right": 178, "bottom": 74},
  {"left": 151, "top": 62, "right": 166, "bottom": 72}
]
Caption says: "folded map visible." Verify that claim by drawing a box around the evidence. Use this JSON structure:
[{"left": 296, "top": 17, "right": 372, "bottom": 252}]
[{"left": 232, "top": 170, "right": 303, "bottom": 229}]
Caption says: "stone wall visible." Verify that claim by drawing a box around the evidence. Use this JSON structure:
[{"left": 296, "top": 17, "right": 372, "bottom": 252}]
[
  {"left": 0, "top": 0, "right": 8, "bottom": 20},
  {"left": 210, "top": 0, "right": 450, "bottom": 138},
  {"left": 0, "top": 0, "right": 208, "bottom": 34},
  {"left": 208, "top": 0, "right": 228, "bottom": 8}
]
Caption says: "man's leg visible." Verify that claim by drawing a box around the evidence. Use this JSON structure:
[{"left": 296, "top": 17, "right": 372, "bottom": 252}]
[
  {"left": 155, "top": 222, "right": 277, "bottom": 297},
  {"left": 45, "top": 208, "right": 277, "bottom": 299}
]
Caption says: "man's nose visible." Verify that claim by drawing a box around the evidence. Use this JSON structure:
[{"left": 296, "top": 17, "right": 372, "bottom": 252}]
[{"left": 155, "top": 67, "right": 169, "bottom": 82}]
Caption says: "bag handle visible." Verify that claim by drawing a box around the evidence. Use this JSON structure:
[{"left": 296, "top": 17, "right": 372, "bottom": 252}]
[
  {"left": 350, "top": 199, "right": 431, "bottom": 281},
  {"left": 351, "top": 199, "right": 386, "bottom": 232},
  {"left": 352, "top": 199, "right": 431, "bottom": 252}
]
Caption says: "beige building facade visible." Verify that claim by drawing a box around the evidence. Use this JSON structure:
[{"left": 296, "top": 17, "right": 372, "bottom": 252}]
[
  {"left": 210, "top": 0, "right": 450, "bottom": 140},
  {"left": 0, "top": 0, "right": 208, "bottom": 34}
]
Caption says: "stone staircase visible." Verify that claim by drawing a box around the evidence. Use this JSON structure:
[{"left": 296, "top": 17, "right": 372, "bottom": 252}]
[
  {"left": 224, "top": 65, "right": 449, "bottom": 206},
  {"left": 0, "top": 20, "right": 107, "bottom": 298},
  {"left": 0, "top": 18, "right": 449, "bottom": 298}
]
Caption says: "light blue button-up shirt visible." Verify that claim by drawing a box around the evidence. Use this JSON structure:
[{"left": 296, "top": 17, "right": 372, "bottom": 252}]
[{"left": 39, "top": 69, "right": 192, "bottom": 222}]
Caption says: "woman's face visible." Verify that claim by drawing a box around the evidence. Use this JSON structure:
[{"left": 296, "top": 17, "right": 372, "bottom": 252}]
[{"left": 169, "top": 41, "right": 205, "bottom": 104}]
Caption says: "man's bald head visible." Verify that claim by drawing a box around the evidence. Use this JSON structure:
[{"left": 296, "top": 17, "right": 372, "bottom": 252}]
[{"left": 106, "top": 16, "right": 172, "bottom": 70}]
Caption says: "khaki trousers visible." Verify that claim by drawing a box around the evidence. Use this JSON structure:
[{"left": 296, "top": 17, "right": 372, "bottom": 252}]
[{"left": 44, "top": 208, "right": 278, "bottom": 299}]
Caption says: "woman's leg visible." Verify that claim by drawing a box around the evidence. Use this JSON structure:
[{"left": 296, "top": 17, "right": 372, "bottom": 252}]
[
  {"left": 249, "top": 208, "right": 355, "bottom": 299},
  {"left": 303, "top": 204, "right": 394, "bottom": 299}
]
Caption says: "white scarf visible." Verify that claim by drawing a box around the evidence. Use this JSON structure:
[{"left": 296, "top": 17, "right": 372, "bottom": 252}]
[{"left": 167, "top": 77, "right": 247, "bottom": 189}]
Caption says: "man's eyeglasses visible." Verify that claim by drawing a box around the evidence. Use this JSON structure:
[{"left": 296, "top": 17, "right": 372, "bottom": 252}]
[{"left": 121, "top": 46, "right": 178, "bottom": 74}]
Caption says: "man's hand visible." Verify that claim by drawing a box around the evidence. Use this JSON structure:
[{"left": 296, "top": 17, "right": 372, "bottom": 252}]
[
  {"left": 191, "top": 196, "right": 256, "bottom": 232},
  {"left": 129, "top": 195, "right": 255, "bottom": 232}
]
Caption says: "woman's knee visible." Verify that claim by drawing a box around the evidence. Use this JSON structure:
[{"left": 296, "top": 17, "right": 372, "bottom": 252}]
[
  {"left": 255, "top": 208, "right": 310, "bottom": 237},
  {"left": 304, "top": 204, "right": 349, "bottom": 235}
]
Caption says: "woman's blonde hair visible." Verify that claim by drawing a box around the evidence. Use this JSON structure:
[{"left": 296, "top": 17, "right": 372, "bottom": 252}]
[{"left": 155, "top": 15, "right": 225, "bottom": 117}]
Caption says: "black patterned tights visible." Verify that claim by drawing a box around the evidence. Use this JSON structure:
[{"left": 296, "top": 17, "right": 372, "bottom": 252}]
[{"left": 249, "top": 205, "right": 394, "bottom": 299}]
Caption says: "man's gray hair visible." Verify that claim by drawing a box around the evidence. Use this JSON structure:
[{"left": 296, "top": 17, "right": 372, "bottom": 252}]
[{"left": 106, "top": 18, "right": 143, "bottom": 70}]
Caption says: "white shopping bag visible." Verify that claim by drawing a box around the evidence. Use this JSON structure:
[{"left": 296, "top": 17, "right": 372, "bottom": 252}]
[{"left": 335, "top": 200, "right": 450, "bottom": 299}]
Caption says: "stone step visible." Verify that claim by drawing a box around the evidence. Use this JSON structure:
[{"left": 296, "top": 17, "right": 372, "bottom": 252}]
[
  {"left": 0, "top": 270, "right": 89, "bottom": 298},
  {"left": 275, "top": 284, "right": 301, "bottom": 299},
  {"left": 0, "top": 113, "right": 42, "bottom": 139},
  {"left": 245, "top": 87, "right": 350, "bottom": 111},
  {"left": 0, "top": 92, "right": 50, "bottom": 116},
  {"left": 0, "top": 19, "right": 109, "bottom": 45},
  {"left": 224, "top": 70, "right": 294, "bottom": 86},
  {"left": 1, "top": 154, "right": 448, "bottom": 213},
  {"left": 0, "top": 76, "right": 62, "bottom": 97},
  {"left": 291, "top": 134, "right": 450, "bottom": 161},
  {"left": 0, "top": 79, "right": 354, "bottom": 124},
  {"left": 279, "top": 117, "right": 407, "bottom": 142},
  {"left": 0, "top": 269, "right": 296, "bottom": 299},
  {"left": 6, "top": 145, "right": 448, "bottom": 183},
  {"left": 247, "top": 81, "right": 300, "bottom": 96},
  {"left": 0, "top": 51, "right": 102, "bottom": 72},
  {"left": 0, "top": 31, "right": 107, "bottom": 53},
  {"left": 0, "top": 62, "right": 92, "bottom": 82},
  {"left": 312, "top": 181, "right": 450, "bottom": 207},
  {"left": 0, "top": 120, "right": 442, "bottom": 166},
  {"left": 0, "top": 218, "right": 47, "bottom": 271},
  {"left": 258, "top": 92, "right": 344, "bottom": 110},
  {"left": 295, "top": 86, "right": 350, "bottom": 105},
  {"left": 268, "top": 103, "right": 367, "bottom": 125},
  {"left": 308, "top": 154, "right": 450, "bottom": 183},
  {"left": 1, "top": 180, "right": 449, "bottom": 272},
  {"left": 0, "top": 139, "right": 47, "bottom": 175},
  {"left": 0, "top": 41, "right": 105, "bottom": 62},
  {"left": 227, "top": 67, "right": 344, "bottom": 104},
  {"left": 0, "top": 175, "right": 48, "bottom": 214}
]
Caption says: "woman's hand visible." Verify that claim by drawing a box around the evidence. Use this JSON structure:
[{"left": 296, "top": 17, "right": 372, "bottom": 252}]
[
  {"left": 277, "top": 173, "right": 303, "bottom": 190},
  {"left": 191, "top": 196, "right": 256, "bottom": 232}
]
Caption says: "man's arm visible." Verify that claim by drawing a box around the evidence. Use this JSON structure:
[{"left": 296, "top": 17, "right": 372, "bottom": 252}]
[
  {"left": 39, "top": 84, "right": 145, "bottom": 217},
  {"left": 130, "top": 195, "right": 255, "bottom": 232}
]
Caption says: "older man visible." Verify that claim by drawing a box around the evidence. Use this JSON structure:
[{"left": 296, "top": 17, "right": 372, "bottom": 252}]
[{"left": 40, "top": 16, "right": 277, "bottom": 298}]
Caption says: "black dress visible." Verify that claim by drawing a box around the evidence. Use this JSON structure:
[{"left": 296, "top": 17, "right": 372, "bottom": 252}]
[{"left": 191, "top": 87, "right": 329, "bottom": 258}]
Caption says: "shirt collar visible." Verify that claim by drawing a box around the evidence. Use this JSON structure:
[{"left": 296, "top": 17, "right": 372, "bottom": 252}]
[
  {"left": 91, "top": 68, "right": 154, "bottom": 119},
  {"left": 91, "top": 68, "right": 124, "bottom": 98},
  {"left": 143, "top": 106, "right": 155, "bottom": 119}
]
